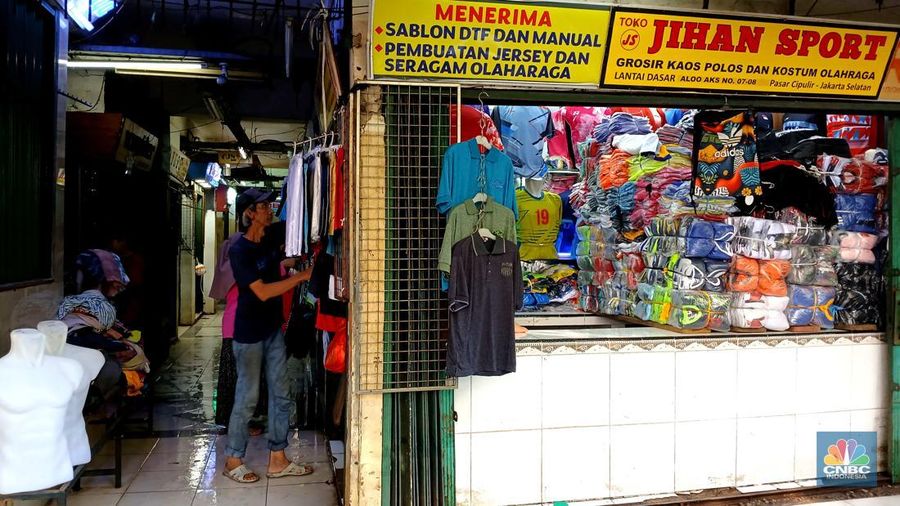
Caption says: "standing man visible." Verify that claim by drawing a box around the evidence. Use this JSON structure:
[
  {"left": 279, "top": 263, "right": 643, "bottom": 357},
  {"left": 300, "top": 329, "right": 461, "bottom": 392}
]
[{"left": 222, "top": 188, "right": 314, "bottom": 483}]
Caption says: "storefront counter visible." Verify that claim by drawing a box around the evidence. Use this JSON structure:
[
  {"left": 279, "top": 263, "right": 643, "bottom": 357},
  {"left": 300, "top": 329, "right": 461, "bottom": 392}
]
[{"left": 454, "top": 330, "right": 890, "bottom": 505}]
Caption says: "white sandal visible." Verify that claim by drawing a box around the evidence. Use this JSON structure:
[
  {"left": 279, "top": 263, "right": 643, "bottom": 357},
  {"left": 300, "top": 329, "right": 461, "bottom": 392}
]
[
  {"left": 222, "top": 463, "right": 260, "bottom": 483},
  {"left": 267, "top": 461, "right": 314, "bottom": 478}
]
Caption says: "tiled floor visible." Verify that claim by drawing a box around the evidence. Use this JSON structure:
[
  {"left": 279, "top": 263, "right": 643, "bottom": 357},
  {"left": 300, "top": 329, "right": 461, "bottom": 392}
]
[
  {"left": 11, "top": 313, "right": 341, "bottom": 506},
  {"left": 64, "top": 430, "right": 338, "bottom": 506}
]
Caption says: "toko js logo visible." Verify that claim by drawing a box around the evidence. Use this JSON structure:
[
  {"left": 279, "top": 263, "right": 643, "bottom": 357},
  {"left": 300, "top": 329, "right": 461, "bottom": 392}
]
[
  {"left": 822, "top": 438, "right": 871, "bottom": 476},
  {"left": 620, "top": 30, "right": 640, "bottom": 50}
]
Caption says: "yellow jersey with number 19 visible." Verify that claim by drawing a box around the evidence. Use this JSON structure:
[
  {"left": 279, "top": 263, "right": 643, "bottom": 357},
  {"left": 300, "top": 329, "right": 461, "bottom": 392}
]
[{"left": 515, "top": 189, "right": 562, "bottom": 261}]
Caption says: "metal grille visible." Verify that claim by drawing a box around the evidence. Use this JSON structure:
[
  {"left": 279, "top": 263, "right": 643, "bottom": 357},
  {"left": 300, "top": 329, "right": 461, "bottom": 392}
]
[
  {"left": 180, "top": 193, "right": 196, "bottom": 252},
  {"left": 353, "top": 83, "right": 460, "bottom": 393},
  {"left": 0, "top": 0, "right": 56, "bottom": 286}
]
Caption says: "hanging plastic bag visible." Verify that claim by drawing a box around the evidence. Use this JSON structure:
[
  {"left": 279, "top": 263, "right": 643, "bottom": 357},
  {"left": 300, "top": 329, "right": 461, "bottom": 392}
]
[{"left": 324, "top": 329, "right": 347, "bottom": 373}]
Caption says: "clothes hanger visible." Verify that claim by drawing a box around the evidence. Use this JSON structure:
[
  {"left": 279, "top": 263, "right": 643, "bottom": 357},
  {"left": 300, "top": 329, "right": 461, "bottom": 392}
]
[
  {"left": 477, "top": 227, "right": 496, "bottom": 241},
  {"left": 472, "top": 192, "right": 488, "bottom": 204},
  {"left": 474, "top": 90, "right": 492, "bottom": 150}
]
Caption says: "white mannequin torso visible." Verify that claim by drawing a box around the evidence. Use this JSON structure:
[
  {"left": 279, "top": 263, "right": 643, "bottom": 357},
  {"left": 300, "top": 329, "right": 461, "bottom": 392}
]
[
  {"left": 0, "top": 329, "right": 83, "bottom": 494},
  {"left": 38, "top": 320, "right": 105, "bottom": 466},
  {"left": 524, "top": 178, "right": 544, "bottom": 199}
]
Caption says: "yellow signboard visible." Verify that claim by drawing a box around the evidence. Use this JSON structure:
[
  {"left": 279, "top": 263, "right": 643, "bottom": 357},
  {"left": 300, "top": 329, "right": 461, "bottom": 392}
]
[
  {"left": 603, "top": 8, "right": 898, "bottom": 98},
  {"left": 370, "top": 0, "right": 610, "bottom": 85},
  {"left": 877, "top": 41, "right": 900, "bottom": 101}
]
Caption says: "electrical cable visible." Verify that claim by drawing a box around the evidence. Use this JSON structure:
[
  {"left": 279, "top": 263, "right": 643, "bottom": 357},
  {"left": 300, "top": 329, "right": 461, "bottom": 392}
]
[{"left": 85, "top": 75, "right": 107, "bottom": 112}]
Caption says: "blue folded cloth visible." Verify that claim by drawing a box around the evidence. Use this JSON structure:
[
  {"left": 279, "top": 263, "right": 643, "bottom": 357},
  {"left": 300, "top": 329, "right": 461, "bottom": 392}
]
[{"left": 835, "top": 193, "right": 878, "bottom": 233}]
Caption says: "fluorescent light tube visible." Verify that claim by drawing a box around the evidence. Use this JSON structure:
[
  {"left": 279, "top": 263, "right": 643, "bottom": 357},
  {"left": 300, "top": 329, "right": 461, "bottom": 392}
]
[{"left": 67, "top": 61, "right": 204, "bottom": 71}]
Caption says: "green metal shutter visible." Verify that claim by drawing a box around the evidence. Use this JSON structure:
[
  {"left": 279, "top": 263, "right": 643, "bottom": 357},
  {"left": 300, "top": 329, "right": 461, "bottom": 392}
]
[{"left": 0, "top": 0, "right": 57, "bottom": 287}]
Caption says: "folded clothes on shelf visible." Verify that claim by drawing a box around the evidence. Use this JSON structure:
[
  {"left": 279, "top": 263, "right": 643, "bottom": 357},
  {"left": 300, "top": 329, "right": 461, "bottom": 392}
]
[
  {"left": 728, "top": 256, "right": 791, "bottom": 297},
  {"left": 727, "top": 217, "right": 795, "bottom": 260},
  {"left": 668, "top": 290, "right": 731, "bottom": 331},
  {"left": 730, "top": 293, "right": 790, "bottom": 331},
  {"left": 785, "top": 285, "right": 836, "bottom": 328},
  {"left": 787, "top": 245, "right": 838, "bottom": 287}
]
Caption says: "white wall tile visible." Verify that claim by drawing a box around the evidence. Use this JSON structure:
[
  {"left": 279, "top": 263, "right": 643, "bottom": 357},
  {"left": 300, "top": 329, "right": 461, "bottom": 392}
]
[
  {"left": 796, "top": 346, "right": 853, "bottom": 414},
  {"left": 736, "top": 416, "right": 795, "bottom": 486},
  {"left": 675, "top": 420, "right": 737, "bottom": 491},
  {"left": 610, "top": 353, "right": 675, "bottom": 425},
  {"left": 851, "top": 409, "right": 890, "bottom": 473},
  {"left": 471, "top": 431, "right": 542, "bottom": 506},
  {"left": 737, "top": 348, "right": 797, "bottom": 418},
  {"left": 543, "top": 354, "right": 610, "bottom": 429},
  {"left": 675, "top": 351, "right": 737, "bottom": 422},
  {"left": 543, "top": 427, "right": 610, "bottom": 503},
  {"left": 610, "top": 423, "right": 675, "bottom": 497},
  {"left": 794, "top": 412, "right": 852, "bottom": 481},
  {"left": 471, "top": 356, "right": 542, "bottom": 432},
  {"left": 456, "top": 434, "right": 472, "bottom": 506},
  {"left": 850, "top": 344, "right": 890, "bottom": 411},
  {"left": 455, "top": 377, "right": 472, "bottom": 434}
]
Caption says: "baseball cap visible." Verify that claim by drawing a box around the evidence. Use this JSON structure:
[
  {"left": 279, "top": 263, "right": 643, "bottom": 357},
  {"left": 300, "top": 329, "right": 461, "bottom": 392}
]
[{"left": 236, "top": 188, "right": 275, "bottom": 216}]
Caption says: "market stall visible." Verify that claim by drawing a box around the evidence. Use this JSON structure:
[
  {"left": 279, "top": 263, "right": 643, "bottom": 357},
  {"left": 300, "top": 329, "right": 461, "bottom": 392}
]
[{"left": 353, "top": 2, "right": 900, "bottom": 505}]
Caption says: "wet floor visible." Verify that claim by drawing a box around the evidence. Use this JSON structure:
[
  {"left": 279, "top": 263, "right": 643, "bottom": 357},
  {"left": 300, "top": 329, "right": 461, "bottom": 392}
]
[{"left": 9, "top": 313, "right": 341, "bottom": 506}]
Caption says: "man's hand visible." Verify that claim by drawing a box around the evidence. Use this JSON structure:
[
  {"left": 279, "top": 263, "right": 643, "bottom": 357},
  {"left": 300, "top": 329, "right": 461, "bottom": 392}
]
[{"left": 293, "top": 267, "right": 313, "bottom": 283}]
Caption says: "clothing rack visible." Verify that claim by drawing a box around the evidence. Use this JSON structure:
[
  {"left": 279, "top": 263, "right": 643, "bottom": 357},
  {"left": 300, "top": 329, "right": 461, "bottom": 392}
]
[{"left": 293, "top": 132, "right": 341, "bottom": 157}]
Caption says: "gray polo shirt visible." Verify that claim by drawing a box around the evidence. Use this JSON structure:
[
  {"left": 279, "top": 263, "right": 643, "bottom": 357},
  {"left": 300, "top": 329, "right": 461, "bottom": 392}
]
[{"left": 448, "top": 234, "right": 523, "bottom": 377}]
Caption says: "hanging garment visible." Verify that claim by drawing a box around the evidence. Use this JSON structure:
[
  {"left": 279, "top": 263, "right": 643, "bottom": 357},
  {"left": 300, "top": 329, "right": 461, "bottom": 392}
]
[
  {"left": 436, "top": 139, "right": 518, "bottom": 217},
  {"left": 692, "top": 110, "right": 762, "bottom": 212},
  {"left": 333, "top": 146, "right": 345, "bottom": 232},
  {"left": 561, "top": 106, "right": 606, "bottom": 166},
  {"left": 826, "top": 115, "right": 874, "bottom": 155},
  {"left": 783, "top": 113, "right": 823, "bottom": 132},
  {"left": 450, "top": 105, "right": 504, "bottom": 150},
  {"left": 285, "top": 154, "right": 307, "bottom": 257},
  {"left": 439, "top": 197, "right": 517, "bottom": 273},
  {"left": 308, "top": 153, "right": 324, "bottom": 244},
  {"left": 546, "top": 108, "right": 574, "bottom": 171},
  {"left": 759, "top": 164, "right": 837, "bottom": 227},
  {"left": 789, "top": 137, "right": 852, "bottom": 165},
  {"left": 757, "top": 129, "right": 817, "bottom": 162},
  {"left": 491, "top": 105, "right": 554, "bottom": 178},
  {"left": 515, "top": 189, "right": 562, "bottom": 261},
  {"left": 448, "top": 234, "right": 523, "bottom": 377}
]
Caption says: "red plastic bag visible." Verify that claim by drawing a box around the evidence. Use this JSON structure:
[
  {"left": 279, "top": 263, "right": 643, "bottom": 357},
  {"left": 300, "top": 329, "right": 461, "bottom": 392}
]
[{"left": 324, "top": 329, "right": 347, "bottom": 373}]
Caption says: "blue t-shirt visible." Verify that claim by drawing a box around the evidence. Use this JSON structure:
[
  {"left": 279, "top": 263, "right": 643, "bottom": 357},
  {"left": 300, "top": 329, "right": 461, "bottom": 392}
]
[
  {"left": 436, "top": 139, "right": 518, "bottom": 218},
  {"left": 229, "top": 236, "right": 284, "bottom": 343}
]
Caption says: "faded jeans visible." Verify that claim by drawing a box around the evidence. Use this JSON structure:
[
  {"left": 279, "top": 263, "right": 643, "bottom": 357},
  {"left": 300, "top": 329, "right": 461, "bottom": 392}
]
[{"left": 226, "top": 328, "right": 292, "bottom": 458}]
